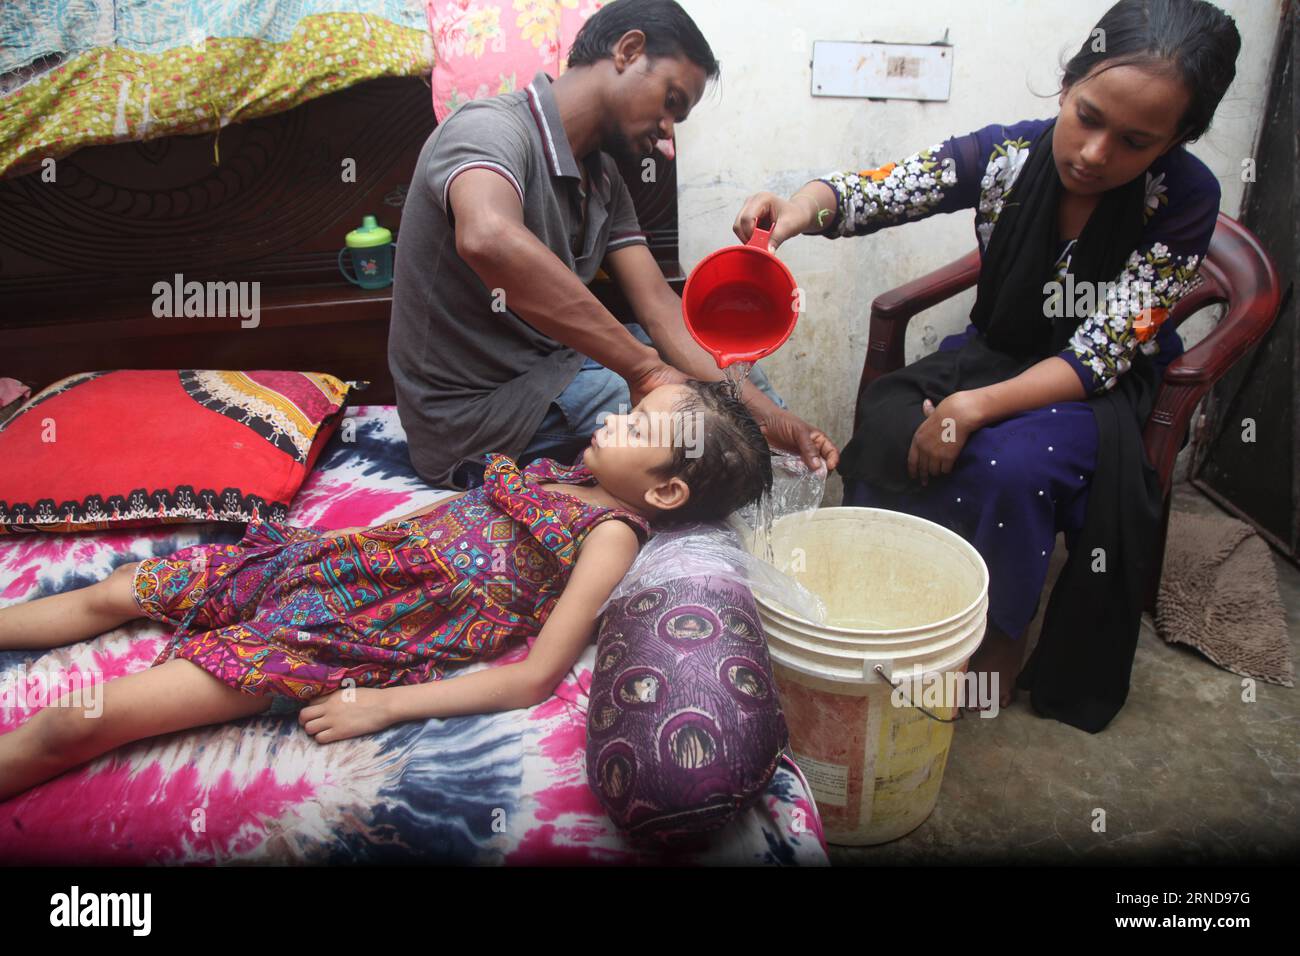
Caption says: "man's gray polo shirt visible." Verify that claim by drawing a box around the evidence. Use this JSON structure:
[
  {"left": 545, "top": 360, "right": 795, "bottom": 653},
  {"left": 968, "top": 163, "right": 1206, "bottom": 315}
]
[{"left": 388, "top": 70, "right": 649, "bottom": 489}]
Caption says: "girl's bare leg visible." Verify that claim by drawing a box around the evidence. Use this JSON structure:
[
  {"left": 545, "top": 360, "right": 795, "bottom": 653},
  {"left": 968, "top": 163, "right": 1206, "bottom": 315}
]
[
  {"left": 0, "top": 657, "right": 272, "bottom": 802},
  {"left": 0, "top": 561, "right": 145, "bottom": 651}
]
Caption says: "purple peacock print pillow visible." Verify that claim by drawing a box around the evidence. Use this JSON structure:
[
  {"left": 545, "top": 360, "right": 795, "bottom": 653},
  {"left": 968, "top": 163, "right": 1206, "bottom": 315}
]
[{"left": 586, "top": 573, "right": 789, "bottom": 839}]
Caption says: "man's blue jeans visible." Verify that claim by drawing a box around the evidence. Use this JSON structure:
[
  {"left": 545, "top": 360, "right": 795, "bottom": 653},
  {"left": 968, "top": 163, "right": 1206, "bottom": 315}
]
[{"left": 450, "top": 323, "right": 788, "bottom": 490}]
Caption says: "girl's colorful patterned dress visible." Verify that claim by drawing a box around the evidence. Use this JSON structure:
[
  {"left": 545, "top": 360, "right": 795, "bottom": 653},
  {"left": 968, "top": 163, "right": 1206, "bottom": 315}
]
[
  {"left": 816, "top": 118, "right": 1220, "bottom": 641},
  {"left": 132, "top": 454, "right": 651, "bottom": 711}
]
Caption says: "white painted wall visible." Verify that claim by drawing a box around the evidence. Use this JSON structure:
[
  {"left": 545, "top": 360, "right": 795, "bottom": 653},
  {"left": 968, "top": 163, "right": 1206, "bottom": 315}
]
[{"left": 674, "top": 0, "right": 1281, "bottom": 501}]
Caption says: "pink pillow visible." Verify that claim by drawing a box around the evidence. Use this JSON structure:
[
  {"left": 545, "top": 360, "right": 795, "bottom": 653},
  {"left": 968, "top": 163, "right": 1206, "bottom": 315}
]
[{"left": 427, "top": 1, "right": 608, "bottom": 122}]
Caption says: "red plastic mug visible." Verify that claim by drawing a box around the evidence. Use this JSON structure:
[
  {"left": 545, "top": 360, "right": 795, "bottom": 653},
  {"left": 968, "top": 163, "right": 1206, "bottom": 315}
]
[{"left": 682, "top": 219, "right": 800, "bottom": 368}]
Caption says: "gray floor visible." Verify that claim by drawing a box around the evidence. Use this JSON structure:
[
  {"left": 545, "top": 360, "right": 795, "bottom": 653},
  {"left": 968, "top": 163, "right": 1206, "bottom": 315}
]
[{"left": 828, "top": 481, "right": 1299, "bottom": 865}]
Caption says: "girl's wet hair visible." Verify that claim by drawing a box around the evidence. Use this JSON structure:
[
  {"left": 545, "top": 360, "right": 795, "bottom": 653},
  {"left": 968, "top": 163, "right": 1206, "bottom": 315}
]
[
  {"left": 650, "top": 380, "right": 772, "bottom": 524},
  {"left": 1060, "top": 0, "right": 1241, "bottom": 144}
]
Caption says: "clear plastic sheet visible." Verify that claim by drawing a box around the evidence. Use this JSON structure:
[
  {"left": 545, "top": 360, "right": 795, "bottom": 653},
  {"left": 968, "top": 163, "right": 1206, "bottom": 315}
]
[
  {"left": 597, "top": 453, "right": 829, "bottom": 623},
  {"left": 731, "top": 451, "right": 828, "bottom": 543}
]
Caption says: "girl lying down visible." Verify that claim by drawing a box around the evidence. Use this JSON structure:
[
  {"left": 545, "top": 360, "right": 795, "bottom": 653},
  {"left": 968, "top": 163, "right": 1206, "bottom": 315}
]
[{"left": 0, "top": 382, "right": 776, "bottom": 802}]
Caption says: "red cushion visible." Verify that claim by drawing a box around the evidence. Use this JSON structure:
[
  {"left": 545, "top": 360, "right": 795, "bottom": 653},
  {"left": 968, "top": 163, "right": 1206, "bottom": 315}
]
[{"left": 0, "top": 370, "right": 353, "bottom": 535}]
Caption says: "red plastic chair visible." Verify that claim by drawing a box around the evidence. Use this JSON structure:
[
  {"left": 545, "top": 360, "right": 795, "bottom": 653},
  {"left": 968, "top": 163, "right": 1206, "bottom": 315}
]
[{"left": 851, "top": 213, "right": 1283, "bottom": 610}]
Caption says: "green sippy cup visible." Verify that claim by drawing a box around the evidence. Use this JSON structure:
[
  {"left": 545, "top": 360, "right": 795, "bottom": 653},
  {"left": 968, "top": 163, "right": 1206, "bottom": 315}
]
[{"left": 338, "top": 215, "right": 396, "bottom": 289}]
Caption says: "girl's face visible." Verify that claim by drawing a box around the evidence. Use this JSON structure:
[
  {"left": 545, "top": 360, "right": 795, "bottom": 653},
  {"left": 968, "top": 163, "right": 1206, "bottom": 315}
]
[
  {"left": 583, "top": 384, "right": 695, "bottom": 513},
  {"left": 1053, "top": 62, "right": 1191, "bottom": 196}
]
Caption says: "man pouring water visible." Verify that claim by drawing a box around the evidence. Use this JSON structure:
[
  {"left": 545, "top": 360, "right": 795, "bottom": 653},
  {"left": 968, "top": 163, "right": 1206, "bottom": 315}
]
[{"left": 388, "top": 0, "right": 839, "bottom": 490}]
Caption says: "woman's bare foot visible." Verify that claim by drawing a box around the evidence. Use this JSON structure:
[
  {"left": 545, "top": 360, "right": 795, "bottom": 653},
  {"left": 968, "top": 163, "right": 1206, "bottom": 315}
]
[{"left": 964, "top": 621, "right": 1023, "bottom": 712}]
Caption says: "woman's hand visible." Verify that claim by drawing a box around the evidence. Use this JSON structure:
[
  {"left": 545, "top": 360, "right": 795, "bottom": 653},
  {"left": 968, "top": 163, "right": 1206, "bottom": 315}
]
[
  {"left": 759, "top": 408, "right": 840, "bottom": 473},
  {"left": 733, "top": 191, "right": 815, "bottom": 252},
  {"left": 299, "top": 686, "right": 396, "bottom": 743},
  {"left": 907, "top": 392, "right": 984, "bottom": 486}
]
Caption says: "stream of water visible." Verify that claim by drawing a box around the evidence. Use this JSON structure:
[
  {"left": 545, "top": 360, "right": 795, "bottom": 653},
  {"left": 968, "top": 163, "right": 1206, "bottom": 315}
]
[{"left": 722, "top": 360, "right": 754, "bottom": 401}]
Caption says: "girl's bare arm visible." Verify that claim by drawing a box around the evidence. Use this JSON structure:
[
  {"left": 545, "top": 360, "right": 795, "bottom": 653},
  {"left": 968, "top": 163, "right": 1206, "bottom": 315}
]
[{"left": 378, "top": 519, "right": 642, "bottom": 721}]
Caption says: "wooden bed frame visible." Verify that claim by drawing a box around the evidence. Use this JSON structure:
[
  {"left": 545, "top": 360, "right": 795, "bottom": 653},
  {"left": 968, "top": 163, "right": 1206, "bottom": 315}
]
[{"left": 0, "top": 76, "right": 684, "bottom": 406}]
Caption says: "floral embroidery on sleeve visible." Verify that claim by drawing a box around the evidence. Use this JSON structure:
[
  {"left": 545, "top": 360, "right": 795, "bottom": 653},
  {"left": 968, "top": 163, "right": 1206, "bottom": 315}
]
[
  {"left": 1065, "top": 242, "right": 1205, "bottom": 392},
  {"left": 975, "top": 136, "right": 1032, "bottom": 249},
  {"left": 1143, "top": 171, "right": 1169, "bottom": 223},
  {"left": 818, "top": 144, "right": 957, "bottom": 237}
]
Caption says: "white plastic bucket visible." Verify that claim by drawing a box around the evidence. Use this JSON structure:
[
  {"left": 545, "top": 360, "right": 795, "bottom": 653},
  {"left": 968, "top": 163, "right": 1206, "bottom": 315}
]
[{"left": 751, "top": 507, "right": 989, "bottom": 845}]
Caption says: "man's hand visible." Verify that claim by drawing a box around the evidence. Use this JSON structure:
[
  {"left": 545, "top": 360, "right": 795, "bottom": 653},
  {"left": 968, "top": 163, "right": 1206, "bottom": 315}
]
[
  {"left": 626, "top": 361, "right": 691, "bottom": 407},
  {"left": 757, "top": 408, "right": 839, "bottom": 473},
  {"left": 907, "top": 392, "right": 984, "bottom": 486}
]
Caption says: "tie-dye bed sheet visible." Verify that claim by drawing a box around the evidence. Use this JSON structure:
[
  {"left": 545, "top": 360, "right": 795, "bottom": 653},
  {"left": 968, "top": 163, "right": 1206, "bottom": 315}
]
[{"left": 0, "top": 404, "right": 828, "bottom": 865}]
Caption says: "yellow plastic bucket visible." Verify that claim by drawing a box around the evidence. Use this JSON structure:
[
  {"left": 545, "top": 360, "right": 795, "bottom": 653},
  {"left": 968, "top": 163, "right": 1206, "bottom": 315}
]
[{"left": 751, "top": 507, "right": 989, "bottom": 845}]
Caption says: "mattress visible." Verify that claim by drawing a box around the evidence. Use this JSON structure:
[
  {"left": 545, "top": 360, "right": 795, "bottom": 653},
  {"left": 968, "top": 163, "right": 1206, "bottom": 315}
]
[{"left": 0, "top": 404, "right": 828, "bottom": 865}]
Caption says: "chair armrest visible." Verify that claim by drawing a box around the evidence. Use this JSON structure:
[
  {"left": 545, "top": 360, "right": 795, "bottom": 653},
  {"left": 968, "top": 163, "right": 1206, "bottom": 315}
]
[
  {"left": 871, "top": 248, "right": 983, "bottom": 325},
  {"left": 1163, "top": 291, "right": 1283, "bottom": 387},
  {"left": 1143, "top": 270, "right": 1284, "bottom": 495},
  {"left": 854, "top": 249, "right": 982, "bottom": 432}
]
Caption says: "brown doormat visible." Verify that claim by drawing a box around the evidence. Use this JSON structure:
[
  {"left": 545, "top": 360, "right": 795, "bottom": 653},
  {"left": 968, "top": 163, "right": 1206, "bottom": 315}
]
[{"left": 1155, "top": 510, "right": 1295, "bottom": 687}]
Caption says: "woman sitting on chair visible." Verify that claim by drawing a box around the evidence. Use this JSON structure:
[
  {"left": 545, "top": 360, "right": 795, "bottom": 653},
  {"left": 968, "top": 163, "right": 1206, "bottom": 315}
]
[{"left": 733, "top": 0, "right": 1241, "bottom": 731}]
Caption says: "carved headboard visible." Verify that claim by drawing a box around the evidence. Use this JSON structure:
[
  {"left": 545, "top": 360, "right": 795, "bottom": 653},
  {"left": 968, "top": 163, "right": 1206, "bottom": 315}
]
[{"left": 0, "top": 76, "right": 683, "bottom": 406}]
